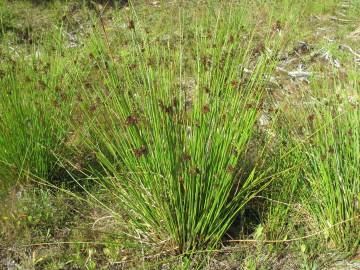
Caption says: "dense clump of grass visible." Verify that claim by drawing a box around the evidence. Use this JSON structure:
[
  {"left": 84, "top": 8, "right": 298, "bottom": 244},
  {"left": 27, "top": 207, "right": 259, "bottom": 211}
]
[
  {"left": 302, "top": 83, "right": 360, "bottom": 252},
  {"left": 0, "top": 54, "right": 74, "bottom": 187},
  {"left": 80, "top": 4, "right": 279, "bottom": 253},
  {"left": 264, "top": 72, "right": 360, "bottom": 252}
]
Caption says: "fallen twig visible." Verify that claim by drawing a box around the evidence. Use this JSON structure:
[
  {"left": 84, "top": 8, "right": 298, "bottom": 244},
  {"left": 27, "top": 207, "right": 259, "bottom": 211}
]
[
  {"left": 276, "top": 66, "right": 312, "bottom": 79},
  {"left": 330, "top": 16, "right": 353, "bottom": 23},
  {"left": 339, "top": 44, "right": 360, "bottom": 58}
]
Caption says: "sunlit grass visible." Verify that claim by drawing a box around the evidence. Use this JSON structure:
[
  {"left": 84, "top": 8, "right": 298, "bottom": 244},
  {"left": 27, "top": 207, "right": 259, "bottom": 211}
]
[{"left": 0, "top": 0, "right": 360, "bottom": 268}]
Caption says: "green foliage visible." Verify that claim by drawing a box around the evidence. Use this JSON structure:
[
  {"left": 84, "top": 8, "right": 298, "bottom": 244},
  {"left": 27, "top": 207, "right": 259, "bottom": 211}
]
[
  {"left": 303, "top": 86, "right": 360, "bottom": 251},
  {"left": 0, "top": 53, "right": 74, "bottom": 187},
  {"left": 1, "top": 0, "right": 360, "bottom": 268},
  {"left": 81, "top": 4, "right": 277, "bottom": 253}
]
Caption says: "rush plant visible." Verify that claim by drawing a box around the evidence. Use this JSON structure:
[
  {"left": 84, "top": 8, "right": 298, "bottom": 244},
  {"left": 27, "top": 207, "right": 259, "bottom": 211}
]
[
  {"left": 0, "top": 53, "right": 74, "bottom": 187},
  {"left": 302, "top": 73, "right": 360, "bottom": 252},
  {"left": 83, "top": 3, "right": 278, "bottom": 253}
]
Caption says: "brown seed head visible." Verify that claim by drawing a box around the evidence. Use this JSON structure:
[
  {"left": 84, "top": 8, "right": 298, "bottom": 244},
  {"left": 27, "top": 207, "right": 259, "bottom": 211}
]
[
  {"left": 125, "top": 114, "right": 139, "bottom": 126},
  {"left": 128, "top": 20, "right": 135, "bottom": 30},
  {"left": 134, "top": 145, "right": 147, "bottom": 158},
  {"left": 182, "top": 153, "right": 191, "bottom": 162},
  {"left": 227, "top": 165, "right": 235, "bottom": 173},
  {"left": 202, "top": 104, "right": 210, "bottom": 114},
  {"left": 307, "top": 114, "right": 315, "bottom": 123}
]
